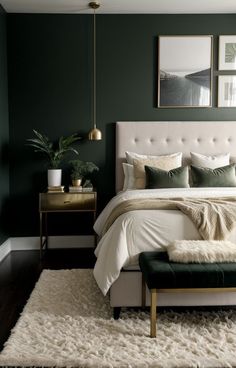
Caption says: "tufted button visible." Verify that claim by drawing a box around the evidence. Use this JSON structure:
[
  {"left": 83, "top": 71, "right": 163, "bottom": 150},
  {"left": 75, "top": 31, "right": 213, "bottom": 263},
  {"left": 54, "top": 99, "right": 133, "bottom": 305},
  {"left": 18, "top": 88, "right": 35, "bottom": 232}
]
[
  {"left": 228, "top": 138, "right": 232, "bottom": 143},
  {"left": 181, "top": 138, "right": 186, "bottom": 143},
  {"left": 149, "top": 138, "right": 154, "bottom": 143},
  {"left": 166, "top": 138, "right": 170, "bottom": 143},
  {"left": 197, "top": 138, "right": 201, "bottom": 143},
  {"left": 134, "top": 138, "right": 139, "bottom": 143},
  {"left": 212, "top": 138, "right": 217, "bottom": 143}
]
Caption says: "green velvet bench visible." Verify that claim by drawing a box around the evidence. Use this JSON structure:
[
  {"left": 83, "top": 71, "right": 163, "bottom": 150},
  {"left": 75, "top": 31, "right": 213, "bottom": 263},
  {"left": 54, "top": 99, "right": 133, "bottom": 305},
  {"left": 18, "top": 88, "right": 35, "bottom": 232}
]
[{"left": 139, "top": 251, "right": 236, "bottom": 338}]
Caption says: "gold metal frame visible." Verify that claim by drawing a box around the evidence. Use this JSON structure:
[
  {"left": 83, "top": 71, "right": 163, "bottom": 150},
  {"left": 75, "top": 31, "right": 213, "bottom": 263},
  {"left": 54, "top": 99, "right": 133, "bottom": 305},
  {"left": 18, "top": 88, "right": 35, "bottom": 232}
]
[
  {"left": 218, "top": 35, "right": 236, "bottom": 71},
  {"left": 39, "top": 192, "right": 97, "bottom": 258},
  {"left": 142, "top": 274, "right": 236, "bottom": 338},
  {"left": 218, "top": 75, "right": 236, "bottom": 107},
  {"left": 157, "top": 35, "right": 213, "bottom": 108}
]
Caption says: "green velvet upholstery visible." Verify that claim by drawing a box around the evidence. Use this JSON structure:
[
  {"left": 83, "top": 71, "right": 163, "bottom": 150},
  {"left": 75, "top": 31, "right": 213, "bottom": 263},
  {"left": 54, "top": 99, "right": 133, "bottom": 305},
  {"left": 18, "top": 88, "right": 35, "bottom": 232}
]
[
  {"left": 139, "top": 251, "right": 236, "bottom": 289},
  {"left": 191, "top": 164, "right": 236, "bottom": 187},
  {"left": 145, "top": 165, "right": 189, "bottom": 189}
]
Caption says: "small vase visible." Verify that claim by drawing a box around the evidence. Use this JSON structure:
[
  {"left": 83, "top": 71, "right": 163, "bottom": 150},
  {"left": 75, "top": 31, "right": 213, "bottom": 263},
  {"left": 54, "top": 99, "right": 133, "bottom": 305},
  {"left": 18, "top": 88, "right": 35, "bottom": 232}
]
[
  {"left": 48, "top": 169, "right": 62, "bottom": 187},
  {"left": 72, "top": 179, "right": 82, "bottom": 187}
]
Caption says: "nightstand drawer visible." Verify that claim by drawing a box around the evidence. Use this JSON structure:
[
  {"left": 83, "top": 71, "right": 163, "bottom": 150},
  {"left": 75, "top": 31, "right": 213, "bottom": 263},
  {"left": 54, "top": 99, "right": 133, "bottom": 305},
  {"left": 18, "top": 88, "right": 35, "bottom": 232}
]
[{"left": 39, "top": 193, "right": 96, "bottom": 211}]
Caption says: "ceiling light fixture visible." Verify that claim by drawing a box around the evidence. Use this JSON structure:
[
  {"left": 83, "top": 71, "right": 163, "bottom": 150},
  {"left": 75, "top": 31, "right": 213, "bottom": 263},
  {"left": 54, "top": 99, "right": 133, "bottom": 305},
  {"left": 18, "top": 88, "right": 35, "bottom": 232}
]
[{"left": 88, "top": 1, "right": 102, "bottom": 141}]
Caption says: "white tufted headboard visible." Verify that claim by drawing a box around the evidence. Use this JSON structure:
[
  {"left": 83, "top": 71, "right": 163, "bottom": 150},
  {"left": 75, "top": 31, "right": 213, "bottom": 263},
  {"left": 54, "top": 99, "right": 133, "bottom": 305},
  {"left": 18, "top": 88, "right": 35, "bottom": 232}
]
[{"left": 116, "top": 121, "right": 236, "bottom": 192}]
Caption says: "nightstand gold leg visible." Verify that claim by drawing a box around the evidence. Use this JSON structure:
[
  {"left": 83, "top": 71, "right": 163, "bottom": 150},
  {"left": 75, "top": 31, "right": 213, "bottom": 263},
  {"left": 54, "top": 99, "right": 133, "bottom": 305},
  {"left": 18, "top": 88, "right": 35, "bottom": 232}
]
[
  {"left": 45, "top": 213, "right": 48, "bottom": 249},
  {"left": 39, "top": 212, "right": 43, "bottom": 258},
  {"left": 150, "top": 289, "right": 157, "bottom": 338}
]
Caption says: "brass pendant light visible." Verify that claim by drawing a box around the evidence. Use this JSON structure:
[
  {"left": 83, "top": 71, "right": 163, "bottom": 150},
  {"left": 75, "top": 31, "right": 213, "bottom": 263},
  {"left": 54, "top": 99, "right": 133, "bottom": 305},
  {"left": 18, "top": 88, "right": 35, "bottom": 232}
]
[{"left": 88, "top": 1, "right": 102, "bottom": 140}]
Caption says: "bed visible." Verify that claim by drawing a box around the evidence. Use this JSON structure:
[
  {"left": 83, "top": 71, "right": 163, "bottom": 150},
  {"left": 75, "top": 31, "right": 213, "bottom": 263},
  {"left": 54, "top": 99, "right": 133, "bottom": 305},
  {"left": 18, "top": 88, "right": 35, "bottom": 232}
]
[{"left": 93, "top": 121, "right": 236, "bottom": 314}]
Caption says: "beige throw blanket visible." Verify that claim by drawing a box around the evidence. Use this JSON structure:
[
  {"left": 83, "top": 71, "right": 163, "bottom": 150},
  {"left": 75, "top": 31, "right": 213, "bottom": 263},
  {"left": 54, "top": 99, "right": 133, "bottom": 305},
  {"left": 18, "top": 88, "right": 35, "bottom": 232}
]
[{"left": 102, "top": 197, "right": 236, "bottom": 240}]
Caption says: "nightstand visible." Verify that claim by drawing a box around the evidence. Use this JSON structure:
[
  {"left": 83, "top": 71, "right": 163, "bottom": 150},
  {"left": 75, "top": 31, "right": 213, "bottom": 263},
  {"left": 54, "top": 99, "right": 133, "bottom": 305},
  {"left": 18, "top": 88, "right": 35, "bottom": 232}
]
[{"left": 39, "top": 191, "right": 97, "bottom": 257}]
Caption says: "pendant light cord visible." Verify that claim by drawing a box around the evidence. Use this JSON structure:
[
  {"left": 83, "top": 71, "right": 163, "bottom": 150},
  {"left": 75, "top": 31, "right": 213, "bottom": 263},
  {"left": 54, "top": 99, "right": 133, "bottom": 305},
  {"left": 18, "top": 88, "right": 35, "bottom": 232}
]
[
  {"left": 88, "top": 2, "right": 102, "bottom": 140},
  {"left": 93, "top": 7, "right": 96, "bottom": 130}
]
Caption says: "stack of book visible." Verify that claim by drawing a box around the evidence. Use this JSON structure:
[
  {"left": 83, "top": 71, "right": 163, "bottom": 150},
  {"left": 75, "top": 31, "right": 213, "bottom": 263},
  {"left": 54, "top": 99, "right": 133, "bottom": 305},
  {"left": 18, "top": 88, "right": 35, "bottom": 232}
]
[
  {"left": 69, "top": 186, "right": 83, "bottom": 193},
  {"left": 82, "top": 187, "right": 93, "bottom": 192},
  {"left": 47, "top": 186, "right": 65, "bottom": 193}
]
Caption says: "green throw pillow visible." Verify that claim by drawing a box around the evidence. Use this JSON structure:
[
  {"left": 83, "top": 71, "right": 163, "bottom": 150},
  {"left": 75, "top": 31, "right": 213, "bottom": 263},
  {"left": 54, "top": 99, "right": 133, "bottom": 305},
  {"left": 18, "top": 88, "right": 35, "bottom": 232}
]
[
  {"left": 191, "top": 164, "right": 236, "bottom": 187},
  {"left": 145, "top": 165, "right": 189, "bottom": 189}
]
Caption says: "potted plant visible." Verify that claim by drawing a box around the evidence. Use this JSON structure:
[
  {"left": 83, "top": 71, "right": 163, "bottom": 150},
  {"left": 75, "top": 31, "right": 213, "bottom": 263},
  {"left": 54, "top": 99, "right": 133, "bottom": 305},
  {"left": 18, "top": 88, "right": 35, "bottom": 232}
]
[
  {"left": 27, "top": 130, "right": 80, "bottom": 187},
  {"left": 70, "top": 159, "right": 99, "bottom": 187}
]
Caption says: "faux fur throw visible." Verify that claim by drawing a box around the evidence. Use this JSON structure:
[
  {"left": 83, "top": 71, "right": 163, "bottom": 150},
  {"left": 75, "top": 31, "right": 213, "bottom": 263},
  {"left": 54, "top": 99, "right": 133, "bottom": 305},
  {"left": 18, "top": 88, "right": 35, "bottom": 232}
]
[
  {"left": 102, "top": 197, "right": 236, "bottom": 240},
  {"left": 167, "top": 240, "right": 236, "bottom": 263}
]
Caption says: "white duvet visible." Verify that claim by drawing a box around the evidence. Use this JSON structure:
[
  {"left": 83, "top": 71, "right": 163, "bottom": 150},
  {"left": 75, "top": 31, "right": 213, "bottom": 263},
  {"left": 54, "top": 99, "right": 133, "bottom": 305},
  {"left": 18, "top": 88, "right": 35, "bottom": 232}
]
[{"left": 93, "top": 188, "right": 236, "bottom": 295}]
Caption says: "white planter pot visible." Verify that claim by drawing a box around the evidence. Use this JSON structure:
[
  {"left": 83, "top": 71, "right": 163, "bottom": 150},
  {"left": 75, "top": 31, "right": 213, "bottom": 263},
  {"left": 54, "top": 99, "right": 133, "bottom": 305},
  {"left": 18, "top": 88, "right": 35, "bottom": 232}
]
[{"left": 47, "top": 169, "right": 62, "bottom": 187}]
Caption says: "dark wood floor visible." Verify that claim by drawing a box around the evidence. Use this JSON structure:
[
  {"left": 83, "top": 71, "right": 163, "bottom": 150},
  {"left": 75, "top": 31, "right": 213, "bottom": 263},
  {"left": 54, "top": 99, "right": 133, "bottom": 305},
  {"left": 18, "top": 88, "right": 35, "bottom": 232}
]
[{"left": 0, "top": 248, "right": 96, "bottom": 351}]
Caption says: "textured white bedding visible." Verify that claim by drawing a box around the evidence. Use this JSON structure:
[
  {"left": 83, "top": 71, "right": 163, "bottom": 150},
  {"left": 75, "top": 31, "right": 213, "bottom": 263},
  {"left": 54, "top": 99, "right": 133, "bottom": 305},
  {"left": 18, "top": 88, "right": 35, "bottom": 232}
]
[{"left": 93, "top": 188, "right": 236, "bottom": 295}]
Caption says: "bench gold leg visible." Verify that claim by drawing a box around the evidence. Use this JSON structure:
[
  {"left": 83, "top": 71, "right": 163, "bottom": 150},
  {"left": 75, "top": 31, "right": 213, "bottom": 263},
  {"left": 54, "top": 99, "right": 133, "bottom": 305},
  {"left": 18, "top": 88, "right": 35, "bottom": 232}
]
[{"left": 150, "top": 289, "right": 157, "bottom": 338}]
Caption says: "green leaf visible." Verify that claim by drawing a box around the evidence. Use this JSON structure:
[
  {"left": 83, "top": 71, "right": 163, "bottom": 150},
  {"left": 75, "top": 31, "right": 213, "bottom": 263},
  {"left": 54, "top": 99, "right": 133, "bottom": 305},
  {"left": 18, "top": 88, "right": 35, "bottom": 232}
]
[{"left": 26, "top": 130, "right": 80, "bottom": 169}]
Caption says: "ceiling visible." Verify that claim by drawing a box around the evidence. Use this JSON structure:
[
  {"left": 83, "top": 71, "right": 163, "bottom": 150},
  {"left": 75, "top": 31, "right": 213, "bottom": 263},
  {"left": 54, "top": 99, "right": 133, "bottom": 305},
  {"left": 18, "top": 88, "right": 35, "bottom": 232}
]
[{"left": 1, "top": 0, "right": 236, "bottom": 14}]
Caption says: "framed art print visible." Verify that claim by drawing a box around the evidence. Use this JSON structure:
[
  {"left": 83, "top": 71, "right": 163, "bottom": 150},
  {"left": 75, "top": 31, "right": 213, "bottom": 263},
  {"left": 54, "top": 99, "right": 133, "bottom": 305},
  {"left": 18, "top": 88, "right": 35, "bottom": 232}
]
[
  {"left": 158, "top": 35, "right": 213, "bottom": 108},
  {"left": 218, "top": 75, "right": 236, "bottom": 107},
  {"left": 219, "top": 35, "right": 236, "bottom": 70}
]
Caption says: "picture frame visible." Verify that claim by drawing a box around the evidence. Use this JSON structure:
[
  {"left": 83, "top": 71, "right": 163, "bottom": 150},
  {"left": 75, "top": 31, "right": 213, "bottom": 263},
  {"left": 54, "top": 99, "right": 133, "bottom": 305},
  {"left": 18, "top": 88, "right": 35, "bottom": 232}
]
[
  {"left": 158, "top": 35, "right": 213, "bottom": 108},
  {"left": 219, "top": 35, "right": 236, "bottom": 70},
  {"left": 218, "top": 75, "right": 236, "bottom": 107}
]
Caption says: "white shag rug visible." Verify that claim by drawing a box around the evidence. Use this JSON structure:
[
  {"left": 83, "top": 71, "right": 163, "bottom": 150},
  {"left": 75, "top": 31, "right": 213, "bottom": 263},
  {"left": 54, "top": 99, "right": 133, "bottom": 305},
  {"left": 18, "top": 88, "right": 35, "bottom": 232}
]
[{"left": 0, "top": 270, "right": 236, "bottom": 368}]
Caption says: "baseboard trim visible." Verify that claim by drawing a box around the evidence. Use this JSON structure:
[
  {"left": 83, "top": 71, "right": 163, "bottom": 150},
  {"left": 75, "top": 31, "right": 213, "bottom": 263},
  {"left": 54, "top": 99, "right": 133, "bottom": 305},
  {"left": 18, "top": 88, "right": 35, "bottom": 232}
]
[
  {"left": 0, "top": 238, "right": 11, "bottom": 263},
  {"left": 0, "top": 235, "right": 94, "bottom": 263}
]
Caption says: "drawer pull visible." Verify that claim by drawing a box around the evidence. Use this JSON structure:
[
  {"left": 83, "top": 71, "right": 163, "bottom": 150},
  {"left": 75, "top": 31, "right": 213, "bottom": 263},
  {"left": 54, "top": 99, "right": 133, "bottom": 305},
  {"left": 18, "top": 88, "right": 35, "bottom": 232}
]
[{"left": 64, "top": 201, "right": 71, "bottom": 204}]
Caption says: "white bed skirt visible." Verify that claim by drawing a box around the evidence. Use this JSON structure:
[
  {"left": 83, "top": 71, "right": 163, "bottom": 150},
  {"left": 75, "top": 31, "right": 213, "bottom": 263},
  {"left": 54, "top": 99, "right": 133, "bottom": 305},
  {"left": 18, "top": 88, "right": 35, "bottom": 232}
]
[{"left": 110, "top": 271, "right": 236, "bottom": 307}]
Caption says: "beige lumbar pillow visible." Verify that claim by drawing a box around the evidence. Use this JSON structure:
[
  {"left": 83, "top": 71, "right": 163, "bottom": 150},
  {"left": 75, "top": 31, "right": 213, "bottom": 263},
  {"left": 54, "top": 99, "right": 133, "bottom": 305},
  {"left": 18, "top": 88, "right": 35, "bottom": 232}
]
[
  {"left": 167, "top": 240, "right": 236, "bottom": 263},
  {"left": 133, "top": 152, "right": 182, "bottom": 189}
]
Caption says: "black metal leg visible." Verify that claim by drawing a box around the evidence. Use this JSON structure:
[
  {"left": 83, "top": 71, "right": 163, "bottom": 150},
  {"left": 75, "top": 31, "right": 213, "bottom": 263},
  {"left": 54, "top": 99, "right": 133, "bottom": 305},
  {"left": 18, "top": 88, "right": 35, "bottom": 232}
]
[
  {"left": 113, "top": 307, "right": 121, "bottom": 320},
  {"left": 142, "top": 273, "right": 146, "bottom": 308}
]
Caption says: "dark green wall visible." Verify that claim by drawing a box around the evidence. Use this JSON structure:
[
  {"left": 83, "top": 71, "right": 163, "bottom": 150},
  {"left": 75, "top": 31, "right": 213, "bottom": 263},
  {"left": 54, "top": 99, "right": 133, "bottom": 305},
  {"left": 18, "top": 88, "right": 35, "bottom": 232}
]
[
  {"left": 0, "top": 5, "right": 9, "bottom": 243},
  {"left": 7, "top": 14, "right": 236, "bottom": 237}
]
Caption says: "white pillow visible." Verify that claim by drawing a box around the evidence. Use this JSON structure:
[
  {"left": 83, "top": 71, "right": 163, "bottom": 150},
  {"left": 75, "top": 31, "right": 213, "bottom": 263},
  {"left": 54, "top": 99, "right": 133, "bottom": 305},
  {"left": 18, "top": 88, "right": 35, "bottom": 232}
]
[
  {"left": 122, "top": 163, "right": 135, "bottom": 190},
  {"left": 125, "top": 151, "right": 161, "bottom": 165},
  {"left": 190, "top": 152, "right": 230, "bottom": 169}
]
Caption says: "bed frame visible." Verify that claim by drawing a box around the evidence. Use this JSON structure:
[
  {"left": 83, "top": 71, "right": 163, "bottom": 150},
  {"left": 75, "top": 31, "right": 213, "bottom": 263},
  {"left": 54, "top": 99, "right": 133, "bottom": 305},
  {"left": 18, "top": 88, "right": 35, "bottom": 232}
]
[{"left": 111, "top": 121, "right": 236, "bottom": 315}]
